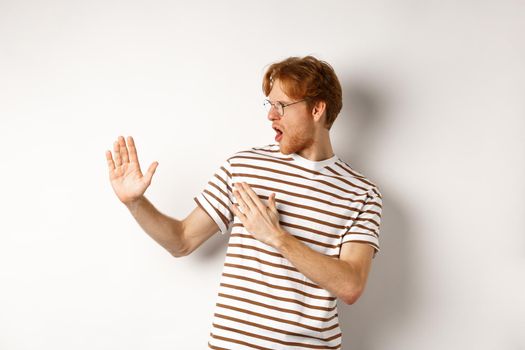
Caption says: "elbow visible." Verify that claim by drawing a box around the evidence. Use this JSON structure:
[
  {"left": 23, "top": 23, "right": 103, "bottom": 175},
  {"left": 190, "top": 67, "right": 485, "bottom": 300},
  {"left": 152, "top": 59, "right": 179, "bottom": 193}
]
[
  {"left": 169, "top": 221, "right": 191, "bottom": 258},
  {"left": 169, "top": 246, "right": 190, "bottom": 258},
  {"left": 170, "top": 251, "right": 187, "bottom": 258},
  {"left": 342, "top": 286, "right": 364, "bottom": 305}
]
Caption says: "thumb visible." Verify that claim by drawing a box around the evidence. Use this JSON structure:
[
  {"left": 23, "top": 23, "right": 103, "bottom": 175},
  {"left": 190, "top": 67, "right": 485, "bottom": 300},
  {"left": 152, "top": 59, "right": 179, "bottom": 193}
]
[
  {"left": 269, "top": 192, "right": 277, "bottom": 210},
  {"left": 145, "top": 161, "right": 159, "bottom": 183}
]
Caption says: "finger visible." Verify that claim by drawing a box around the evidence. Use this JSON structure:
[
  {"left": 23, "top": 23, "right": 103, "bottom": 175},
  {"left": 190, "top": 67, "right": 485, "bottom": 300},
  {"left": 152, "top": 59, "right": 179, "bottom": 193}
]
[
  {"left": 236, "top": 183, "right": 258, "bottom": 211},
  {"left": 127, "top": 136, "right": 139, "bottom": 164},
  {"left": 233, "top": 189, "right": 250, "bottom": 213},
  {"left": 241, "top": 182, "right": 266, "bottom": 212},
  {"left": 105, "top": 150, "right": 115, "bottom": 172},
  {"left": 119, "top": 136, "right": 130, "bottom": 163},
  {"left": 231, "top": 203, "right": 246, "bottom": 221},
  {"left": 113, "top": 140, "right": 122, "bottom": 167}
]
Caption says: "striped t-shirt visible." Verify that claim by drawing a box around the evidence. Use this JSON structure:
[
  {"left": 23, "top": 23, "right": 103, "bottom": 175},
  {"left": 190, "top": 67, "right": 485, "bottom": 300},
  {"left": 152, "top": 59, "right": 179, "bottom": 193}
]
[{"left": 193, "top": 143, "right": 383, "bottom": 350}]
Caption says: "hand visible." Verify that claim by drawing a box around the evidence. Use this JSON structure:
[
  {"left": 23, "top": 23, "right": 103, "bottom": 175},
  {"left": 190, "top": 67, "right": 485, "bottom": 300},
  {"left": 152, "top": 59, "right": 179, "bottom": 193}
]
[
  {"left": 230, "top": 182, "right": 284, "bottom": 248},
  {"left": 105, "top": 135, "right": 159, "bottom": 205}
]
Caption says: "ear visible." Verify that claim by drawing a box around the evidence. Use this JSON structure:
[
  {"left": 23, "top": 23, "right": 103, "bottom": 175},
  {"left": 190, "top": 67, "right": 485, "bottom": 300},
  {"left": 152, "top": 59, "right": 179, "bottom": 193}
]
[{"left": 311, "top": 100, "right": 327, "bottom": 122}]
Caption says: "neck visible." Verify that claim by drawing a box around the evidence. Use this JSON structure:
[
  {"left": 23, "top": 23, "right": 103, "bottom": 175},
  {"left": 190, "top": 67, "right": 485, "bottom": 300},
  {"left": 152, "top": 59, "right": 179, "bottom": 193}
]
[{"left": 296, "top": 131, "right": 334, "bottom": 161}]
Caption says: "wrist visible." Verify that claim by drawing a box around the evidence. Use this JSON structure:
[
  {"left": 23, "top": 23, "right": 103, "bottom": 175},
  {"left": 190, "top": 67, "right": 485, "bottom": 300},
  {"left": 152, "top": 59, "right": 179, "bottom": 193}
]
[
  {"left": 272, "top": 228, "right": 290, "bottom": 250},
  {"left": 124, "top": 196, "right": 145, "bottom": 211}
]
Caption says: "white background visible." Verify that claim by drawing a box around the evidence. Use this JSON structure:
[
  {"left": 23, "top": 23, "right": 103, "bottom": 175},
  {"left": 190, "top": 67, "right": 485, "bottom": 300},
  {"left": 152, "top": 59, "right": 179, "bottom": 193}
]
[{"left": 1, "top": 0, "right": 524, "bottom": 349}]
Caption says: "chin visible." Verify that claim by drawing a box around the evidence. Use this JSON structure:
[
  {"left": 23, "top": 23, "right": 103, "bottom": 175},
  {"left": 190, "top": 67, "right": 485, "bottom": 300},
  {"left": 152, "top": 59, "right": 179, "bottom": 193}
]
[
  {"left": 279, "top": 132, "right": 314, "bottom": 155},
  {"left": 278, "top": 140, "right": 293, "bottom": 155},
  {"left": 279, "top": 140, "right": 301, "bottom": 155},
  {"left": 279, "top": 144, "right": 292, "bottom": 155}
]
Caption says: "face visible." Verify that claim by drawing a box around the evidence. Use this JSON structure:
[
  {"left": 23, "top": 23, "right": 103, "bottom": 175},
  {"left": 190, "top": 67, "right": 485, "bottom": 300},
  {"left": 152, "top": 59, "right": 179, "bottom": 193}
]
[{"left": 267, "top": 79, "right": 315, "bottom": 155}]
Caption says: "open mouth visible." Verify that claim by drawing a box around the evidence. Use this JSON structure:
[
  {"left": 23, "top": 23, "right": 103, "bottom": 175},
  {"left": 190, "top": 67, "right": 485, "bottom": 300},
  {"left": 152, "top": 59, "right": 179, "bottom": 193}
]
[{"left": 273, "top": 126, "right": 283, "bottom": 142}]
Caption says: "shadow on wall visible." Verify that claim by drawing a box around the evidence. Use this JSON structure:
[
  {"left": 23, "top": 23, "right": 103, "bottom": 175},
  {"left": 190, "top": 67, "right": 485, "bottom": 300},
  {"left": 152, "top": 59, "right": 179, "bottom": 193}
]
[{"left": 336, "top": 80, "right": 415, "bottom": 350}]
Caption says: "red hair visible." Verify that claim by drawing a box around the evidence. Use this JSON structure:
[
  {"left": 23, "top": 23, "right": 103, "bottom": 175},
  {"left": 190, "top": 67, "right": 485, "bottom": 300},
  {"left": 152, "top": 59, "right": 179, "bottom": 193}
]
[{"left": 262, "top": 55, "right": 343, "bottom": 129}]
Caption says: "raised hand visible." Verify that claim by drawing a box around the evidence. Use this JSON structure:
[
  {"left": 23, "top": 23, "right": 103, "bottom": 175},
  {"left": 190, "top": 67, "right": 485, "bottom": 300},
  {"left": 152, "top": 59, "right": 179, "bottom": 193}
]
[{"left": 105, "top": 135, "right": 159, "bottom": 205}]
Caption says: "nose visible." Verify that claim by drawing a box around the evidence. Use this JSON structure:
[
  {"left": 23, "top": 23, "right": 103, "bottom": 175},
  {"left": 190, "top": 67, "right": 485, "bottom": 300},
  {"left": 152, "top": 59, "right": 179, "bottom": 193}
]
[{"left": 267, "top": 107, "right": 281, "bottom": 121}]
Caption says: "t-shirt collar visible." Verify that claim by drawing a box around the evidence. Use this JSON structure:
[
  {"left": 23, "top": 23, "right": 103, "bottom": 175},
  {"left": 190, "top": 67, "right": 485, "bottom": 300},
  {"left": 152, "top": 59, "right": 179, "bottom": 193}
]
[{"left": 290, "top": 152, "right": 338, "bottom": 171}]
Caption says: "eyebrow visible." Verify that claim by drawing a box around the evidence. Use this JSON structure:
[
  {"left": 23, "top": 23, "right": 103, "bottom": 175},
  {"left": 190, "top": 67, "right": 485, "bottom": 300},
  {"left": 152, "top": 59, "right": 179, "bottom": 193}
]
[{"left": 268, "top": 99, "right": 289, "bottom": 104}]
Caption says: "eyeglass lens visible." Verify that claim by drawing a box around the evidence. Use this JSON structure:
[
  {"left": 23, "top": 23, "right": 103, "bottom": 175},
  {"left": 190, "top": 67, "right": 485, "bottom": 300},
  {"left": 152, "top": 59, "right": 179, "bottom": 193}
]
[{"left": 264, "top": 100, "right": 284, "bottom": 116}]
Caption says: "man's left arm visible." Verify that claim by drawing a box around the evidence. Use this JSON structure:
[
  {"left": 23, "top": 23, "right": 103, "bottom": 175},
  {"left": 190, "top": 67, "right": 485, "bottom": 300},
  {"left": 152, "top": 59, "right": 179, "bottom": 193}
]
[
  {"left": 230, "top": 181, "right": 375, "bottom": 305},
  {"left": 272, "top": 232, "right": 375, "bottom": 305}
]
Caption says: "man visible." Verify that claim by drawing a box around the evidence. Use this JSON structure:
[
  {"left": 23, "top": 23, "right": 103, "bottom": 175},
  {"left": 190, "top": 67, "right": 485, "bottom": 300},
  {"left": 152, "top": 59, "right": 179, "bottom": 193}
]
[{"left": 106, "top": 55, "right": 383, "bottom": 349}]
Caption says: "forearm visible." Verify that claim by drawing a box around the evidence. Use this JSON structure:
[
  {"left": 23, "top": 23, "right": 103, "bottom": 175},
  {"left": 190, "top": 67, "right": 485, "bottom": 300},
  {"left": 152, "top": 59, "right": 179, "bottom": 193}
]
[
  {"left": 125, "top": 196, "right": 187, "bottom": 257},
  {"left": 273, "top": 230, "right": 361, "bottom": 304}
]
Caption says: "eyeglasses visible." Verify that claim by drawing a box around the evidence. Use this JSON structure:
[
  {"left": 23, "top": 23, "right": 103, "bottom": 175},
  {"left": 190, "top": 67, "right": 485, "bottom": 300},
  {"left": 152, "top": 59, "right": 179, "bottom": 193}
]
[{"left": 263, "top": 99, "right": 307, "bottom": 117}]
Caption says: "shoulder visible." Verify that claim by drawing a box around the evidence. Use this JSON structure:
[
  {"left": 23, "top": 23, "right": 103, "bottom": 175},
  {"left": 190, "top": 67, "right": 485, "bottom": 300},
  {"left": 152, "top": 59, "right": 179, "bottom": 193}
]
[
  {"left": 332, "top": 157, "right": 383, "bottom": 199},
  {"left": 226, "top": 143, "right": 287, "bottom": 163}
]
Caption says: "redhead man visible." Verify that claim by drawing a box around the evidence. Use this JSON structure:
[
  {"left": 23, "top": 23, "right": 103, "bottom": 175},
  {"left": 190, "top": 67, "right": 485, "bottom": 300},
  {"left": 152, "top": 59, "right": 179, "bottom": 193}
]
[{"left": 106, "top": 55, "right": 383, "bottom": 349}]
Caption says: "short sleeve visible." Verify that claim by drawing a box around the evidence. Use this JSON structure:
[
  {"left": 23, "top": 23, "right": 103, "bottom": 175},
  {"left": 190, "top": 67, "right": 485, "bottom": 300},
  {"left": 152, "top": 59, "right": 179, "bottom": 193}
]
[
  {"left": 341, "top": 188, "right": 383, "bottom": 258},
  {"left": 193, "top": 158, "right": 235, "bottom": 235}
]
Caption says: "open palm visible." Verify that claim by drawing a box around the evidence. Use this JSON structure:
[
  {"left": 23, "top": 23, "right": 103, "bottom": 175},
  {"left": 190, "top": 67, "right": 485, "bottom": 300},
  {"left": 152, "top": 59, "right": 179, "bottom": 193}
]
[{"left": 105, "top": 136, "right": 159, "bottom": 205}]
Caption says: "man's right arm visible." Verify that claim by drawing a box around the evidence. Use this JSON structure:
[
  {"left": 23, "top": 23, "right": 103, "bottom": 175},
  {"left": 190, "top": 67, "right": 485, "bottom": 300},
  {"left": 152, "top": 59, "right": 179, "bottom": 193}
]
[
  {"left": 125, "top": 196, "right": 219, "bottom": 257},
  {"left": 106, "top": 136, "right": 221, "bottom": 257}
]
